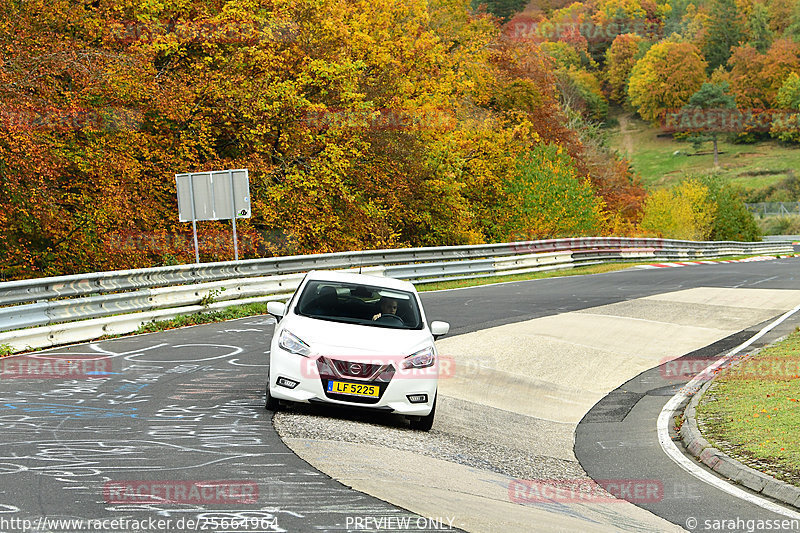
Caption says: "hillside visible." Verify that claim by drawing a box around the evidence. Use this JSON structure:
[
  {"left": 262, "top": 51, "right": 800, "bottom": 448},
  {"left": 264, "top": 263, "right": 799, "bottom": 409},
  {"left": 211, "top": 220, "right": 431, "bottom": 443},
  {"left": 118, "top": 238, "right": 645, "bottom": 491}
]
[
  {"left": 609, "top": 111, "right": 800, "bottom": 195},
  {"left": 4, "top": 0, "right": 797, "bottom": 279}
]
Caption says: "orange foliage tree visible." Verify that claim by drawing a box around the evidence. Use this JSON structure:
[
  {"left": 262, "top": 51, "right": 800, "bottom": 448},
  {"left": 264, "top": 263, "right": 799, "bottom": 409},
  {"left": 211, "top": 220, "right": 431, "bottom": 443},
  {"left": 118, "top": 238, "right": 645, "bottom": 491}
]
[
  {"left": 723, "top": 39, "right": 800, "bottom": 109},
  {"left": 0, "top": 0, "right": 650, "bottom": 280}
]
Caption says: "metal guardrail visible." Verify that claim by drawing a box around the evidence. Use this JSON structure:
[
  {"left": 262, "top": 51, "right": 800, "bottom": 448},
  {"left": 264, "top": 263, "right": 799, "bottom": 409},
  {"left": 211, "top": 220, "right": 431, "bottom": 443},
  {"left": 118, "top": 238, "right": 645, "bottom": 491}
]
[
  {"left": 763, "top": 234, "right": 800, "bottom": 242},
  {"left": 0, "top": 237, "right": 793, "bottom": 352}
]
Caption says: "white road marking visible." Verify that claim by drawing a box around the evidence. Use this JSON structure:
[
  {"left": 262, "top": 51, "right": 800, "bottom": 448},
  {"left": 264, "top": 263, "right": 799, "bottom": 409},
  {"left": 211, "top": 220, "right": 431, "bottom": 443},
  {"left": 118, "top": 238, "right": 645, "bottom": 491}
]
[
  {"left": 657, "top": 303, "right": 800, "bottom": 519},
  {"left": 123, "top": 344, "right": 243, "bottom": 363},
  {"left": 227, "top": 359, "right": 267, "bottom": 367}
]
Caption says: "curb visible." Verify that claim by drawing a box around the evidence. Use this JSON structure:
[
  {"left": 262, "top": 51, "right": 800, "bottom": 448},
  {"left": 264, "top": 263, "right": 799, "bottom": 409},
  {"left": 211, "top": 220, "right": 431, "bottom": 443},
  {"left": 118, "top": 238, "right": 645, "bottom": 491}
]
[{"left": 680, "top": 374, "right": 800, "bottom": 509}]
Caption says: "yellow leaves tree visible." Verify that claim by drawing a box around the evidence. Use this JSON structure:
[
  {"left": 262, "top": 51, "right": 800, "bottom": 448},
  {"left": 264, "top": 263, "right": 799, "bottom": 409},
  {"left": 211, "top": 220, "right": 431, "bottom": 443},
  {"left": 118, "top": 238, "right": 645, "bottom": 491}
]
[
  {"left": 640, "top": 179, "right": 716, "bottom": 240},
  {"left": 604, "top": 33, "right": 644, "bottom": 104},
  {"left": 628, "top": 41, "right": 708, "bottom": 124}
]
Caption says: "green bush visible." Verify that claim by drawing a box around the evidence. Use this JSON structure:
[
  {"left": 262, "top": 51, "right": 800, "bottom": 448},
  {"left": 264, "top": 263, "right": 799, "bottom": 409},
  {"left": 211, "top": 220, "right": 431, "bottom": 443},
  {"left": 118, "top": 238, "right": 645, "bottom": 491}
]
[
  {"left": 641, "top": 177, "right": 760, "bottom": 241},
  {"left": 503, "top": 144, "right": 606, "bottom": 240},
  {"left": 701, "top": 177, "right": 760, "bottom": 241}
]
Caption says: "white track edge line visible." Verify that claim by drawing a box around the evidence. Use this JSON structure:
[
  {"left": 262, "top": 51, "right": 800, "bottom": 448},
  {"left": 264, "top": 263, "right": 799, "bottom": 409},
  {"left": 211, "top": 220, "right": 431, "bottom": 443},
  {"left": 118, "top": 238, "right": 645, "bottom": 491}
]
[{"left": 657, "top": 303, "right": 800, "bottom": 520}]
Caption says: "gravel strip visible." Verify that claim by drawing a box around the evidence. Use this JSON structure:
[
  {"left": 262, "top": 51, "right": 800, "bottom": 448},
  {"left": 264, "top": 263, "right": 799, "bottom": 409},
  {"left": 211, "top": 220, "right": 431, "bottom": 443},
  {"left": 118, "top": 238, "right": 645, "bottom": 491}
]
[{"left": 273, "top": 395, "right": 587, "bottom": 481}]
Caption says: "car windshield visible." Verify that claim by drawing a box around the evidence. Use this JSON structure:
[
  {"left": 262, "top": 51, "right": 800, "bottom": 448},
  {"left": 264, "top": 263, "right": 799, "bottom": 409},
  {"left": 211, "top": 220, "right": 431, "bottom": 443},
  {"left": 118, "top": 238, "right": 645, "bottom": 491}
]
[{"left": 295, "top": 280, "right": 423, "bottom": 330}]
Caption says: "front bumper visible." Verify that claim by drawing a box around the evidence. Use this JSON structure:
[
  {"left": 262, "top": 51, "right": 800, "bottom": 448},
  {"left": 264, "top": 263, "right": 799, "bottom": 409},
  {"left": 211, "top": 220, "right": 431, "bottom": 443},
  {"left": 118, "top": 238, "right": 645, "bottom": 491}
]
[{"left": 268, "top": 349, "right": 437, "bottom": 416}]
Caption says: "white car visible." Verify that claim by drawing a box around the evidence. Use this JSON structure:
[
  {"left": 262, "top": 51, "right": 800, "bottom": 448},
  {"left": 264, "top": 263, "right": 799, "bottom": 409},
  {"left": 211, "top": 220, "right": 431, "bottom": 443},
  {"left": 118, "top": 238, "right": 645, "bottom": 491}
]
[{"left": 265, "top": 270, "right": 450, "bottom": 431}]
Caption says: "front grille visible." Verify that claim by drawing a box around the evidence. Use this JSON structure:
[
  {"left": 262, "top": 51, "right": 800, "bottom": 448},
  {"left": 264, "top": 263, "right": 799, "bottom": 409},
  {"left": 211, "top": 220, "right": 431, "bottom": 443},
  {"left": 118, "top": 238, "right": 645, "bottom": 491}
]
[
  {"left": 317, "top": 357, "right": 395, "bottom": 403},
  {"left": 316, "top": 357, "right": 395, "bottom": 382},
  {"left": 332, "top": 359, "right": 382, "bottom": 378}
]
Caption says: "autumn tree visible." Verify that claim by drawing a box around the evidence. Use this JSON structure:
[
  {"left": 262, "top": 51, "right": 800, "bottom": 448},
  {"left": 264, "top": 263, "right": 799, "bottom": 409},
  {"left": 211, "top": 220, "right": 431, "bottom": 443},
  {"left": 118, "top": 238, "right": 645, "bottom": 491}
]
[
  {"left": 501, "top": 144, "right": 605, "bottom": 240},
  {"left": 640, "top": 179, "right": 716, "bottom": 240},
  {"left": 588, "top": 0, "right": 668, "bottom": 62},
  {"left": 604, "top": 33, "right": 645, "bottom": 104},
  {"left": 472, "top": 0, "right": 529, "bottom": 21},
  {"left": 702, "top": 176, "right": 760, "bottom": 241},
  {"left": 556, "top": 67, "right": 608, "bottom": 121},
  {"left": 663, "top": 0, "right": 694, "bottom": 36},
  {"left": 628, "top": 41, "right": 708, "bottom": 124},
  {"left": 0, "top": 0, "right": 652, "bottom": 279},
  {"left": 784, "top": 2, "right": 800, "bottom": 43},
  {"left": 724, "top": 39, "right": 800, "bottom": 108},
  {"left": 539, "top": 41, "right": 582, "bottom": 69},
  {"left": 766, "top": 0, "right": 795, "bottom": 35},
  {"left": 771, "top": 72, "right": 800, "bottom": 142},
  {"left": 778, "top": 72, "right": 800, "bottom": 108}
]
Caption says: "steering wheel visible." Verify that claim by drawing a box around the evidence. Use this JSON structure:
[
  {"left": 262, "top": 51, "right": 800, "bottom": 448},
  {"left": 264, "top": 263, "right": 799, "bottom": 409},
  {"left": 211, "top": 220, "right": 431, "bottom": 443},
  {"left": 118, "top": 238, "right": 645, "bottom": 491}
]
[{"left": 374, "top": 313, "right": 405, "bottom": 325}]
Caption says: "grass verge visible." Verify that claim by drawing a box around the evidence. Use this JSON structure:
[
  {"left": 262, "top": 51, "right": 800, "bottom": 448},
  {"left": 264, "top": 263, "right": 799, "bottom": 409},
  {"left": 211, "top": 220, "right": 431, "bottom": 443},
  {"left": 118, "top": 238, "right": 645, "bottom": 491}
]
[
  {"left": 134, "top": 302, "right": 272, "bottom": 334},
  {"left": 696, "top": 329, "right": 800, "bottom": 486}
]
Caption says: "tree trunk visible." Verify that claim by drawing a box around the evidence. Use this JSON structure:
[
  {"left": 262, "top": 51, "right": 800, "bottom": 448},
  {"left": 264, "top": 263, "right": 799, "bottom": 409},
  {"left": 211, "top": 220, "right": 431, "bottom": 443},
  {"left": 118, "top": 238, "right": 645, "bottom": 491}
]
[{"left": 713, "top": 136, "right": 719, "bottom": 167}]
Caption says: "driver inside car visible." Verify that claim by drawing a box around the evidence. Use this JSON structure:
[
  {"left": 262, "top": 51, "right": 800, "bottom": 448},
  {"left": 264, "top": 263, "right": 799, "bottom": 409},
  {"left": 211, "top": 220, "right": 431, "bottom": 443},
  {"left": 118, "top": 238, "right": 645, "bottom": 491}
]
[{"left": 372, "top": 296, "right": 398, "bottom": 321}]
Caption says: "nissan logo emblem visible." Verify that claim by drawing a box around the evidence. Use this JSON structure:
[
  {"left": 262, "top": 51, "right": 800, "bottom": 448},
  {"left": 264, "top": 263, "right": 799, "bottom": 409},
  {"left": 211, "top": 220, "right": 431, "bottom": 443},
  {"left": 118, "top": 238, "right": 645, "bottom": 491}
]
[{"left": 349, "top": 363, "right": 362, "bottom": 374}]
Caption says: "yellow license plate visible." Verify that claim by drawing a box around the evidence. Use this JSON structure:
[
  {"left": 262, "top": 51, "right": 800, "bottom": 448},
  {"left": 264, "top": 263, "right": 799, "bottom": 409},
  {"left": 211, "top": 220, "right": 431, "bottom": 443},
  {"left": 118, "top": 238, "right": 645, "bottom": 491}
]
[{"left": 327, "top": 380, "right": 379, "bottom": 397}]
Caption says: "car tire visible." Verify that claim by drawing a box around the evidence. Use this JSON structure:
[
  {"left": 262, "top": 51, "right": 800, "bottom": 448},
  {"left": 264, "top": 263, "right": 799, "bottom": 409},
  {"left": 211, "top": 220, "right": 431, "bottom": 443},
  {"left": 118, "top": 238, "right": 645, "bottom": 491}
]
[
  {"left": 409, "top": 394, "right": 436, "bottom": 432},
  {"left": 265, "top": 383, "right": 280, "bottom": 411}
]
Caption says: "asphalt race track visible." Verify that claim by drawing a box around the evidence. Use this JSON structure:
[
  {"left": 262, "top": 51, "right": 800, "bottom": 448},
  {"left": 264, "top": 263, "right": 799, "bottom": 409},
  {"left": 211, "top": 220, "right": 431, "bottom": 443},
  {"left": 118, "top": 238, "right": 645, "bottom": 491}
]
[
  {"left": 575, "top": 318, "right": 800, "bottom": 533},
  {"left": 2, "top": 258, "right": 800, "bottom": 532}
]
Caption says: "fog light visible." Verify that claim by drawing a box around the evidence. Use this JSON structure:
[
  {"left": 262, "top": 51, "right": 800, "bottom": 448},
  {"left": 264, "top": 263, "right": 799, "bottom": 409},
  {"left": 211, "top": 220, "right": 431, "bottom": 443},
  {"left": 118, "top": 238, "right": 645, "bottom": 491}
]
[
  {"left": 276, "top": 377, "right": 299, "bottom": 389},
  {"left": 407, "top": 394, "right": 428, "bottom": 404}
]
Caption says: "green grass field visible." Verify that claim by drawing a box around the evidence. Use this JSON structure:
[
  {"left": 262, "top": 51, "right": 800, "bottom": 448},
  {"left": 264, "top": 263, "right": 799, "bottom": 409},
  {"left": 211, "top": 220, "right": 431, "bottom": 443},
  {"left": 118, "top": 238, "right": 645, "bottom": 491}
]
[
  {"left": 608, "top": 111, "right": 800, "bottom": 192},
  {"left": 696, "top": 330, "right": 800, "bottom": 486}
]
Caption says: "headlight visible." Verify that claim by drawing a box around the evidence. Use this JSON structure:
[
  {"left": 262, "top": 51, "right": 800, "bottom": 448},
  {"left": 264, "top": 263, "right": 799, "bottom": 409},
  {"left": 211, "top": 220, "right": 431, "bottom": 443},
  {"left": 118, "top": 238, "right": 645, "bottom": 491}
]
[
  {"left": 402, "top": 346, "right": 435, "bottom": 369},
  {"left": 278, "top": 329, "right": 311, "bottom": 357}
]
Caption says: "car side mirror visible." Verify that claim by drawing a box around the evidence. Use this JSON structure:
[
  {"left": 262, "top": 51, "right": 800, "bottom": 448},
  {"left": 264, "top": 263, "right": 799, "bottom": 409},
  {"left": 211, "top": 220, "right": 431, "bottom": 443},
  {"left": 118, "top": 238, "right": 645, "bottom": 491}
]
[
  {"left": 430, "top": 321, "right": 450, "bottom": 339},
  {"left": 267, "top": 301, "right": 287, "bottom": 320}
]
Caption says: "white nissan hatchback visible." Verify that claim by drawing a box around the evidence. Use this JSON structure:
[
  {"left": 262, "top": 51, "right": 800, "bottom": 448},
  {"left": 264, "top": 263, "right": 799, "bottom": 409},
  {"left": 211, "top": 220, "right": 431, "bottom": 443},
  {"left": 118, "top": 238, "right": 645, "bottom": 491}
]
[{"left": 265, "top": 270, "right": 450, "bottom": 431}]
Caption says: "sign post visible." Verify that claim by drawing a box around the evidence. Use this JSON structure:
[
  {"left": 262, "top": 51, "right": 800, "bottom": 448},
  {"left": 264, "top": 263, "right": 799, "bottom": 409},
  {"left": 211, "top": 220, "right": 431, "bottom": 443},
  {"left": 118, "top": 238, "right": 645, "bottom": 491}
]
[
  {"left": 229, "top": 170, "right": 239, "bottom": 260},
  {"left": 188, "top": 173, "right": 200, "bottom": 264},
  {"left": 175, "top": 169, "right": 251, "bottom": 264}
]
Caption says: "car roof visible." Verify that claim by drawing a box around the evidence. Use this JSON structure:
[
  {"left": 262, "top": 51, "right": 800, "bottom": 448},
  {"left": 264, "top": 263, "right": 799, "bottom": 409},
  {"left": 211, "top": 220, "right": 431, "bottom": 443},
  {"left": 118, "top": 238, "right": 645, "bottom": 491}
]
[{"left": 305, "top": 270, "right": 418, "bottom": 293}]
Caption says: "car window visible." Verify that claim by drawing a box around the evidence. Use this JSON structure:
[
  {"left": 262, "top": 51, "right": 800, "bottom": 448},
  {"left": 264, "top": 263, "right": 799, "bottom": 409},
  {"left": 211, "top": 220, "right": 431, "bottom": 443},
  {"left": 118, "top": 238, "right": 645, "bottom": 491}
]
[{"left": 295, "top": 280, "right": 423, "bottom": 329}]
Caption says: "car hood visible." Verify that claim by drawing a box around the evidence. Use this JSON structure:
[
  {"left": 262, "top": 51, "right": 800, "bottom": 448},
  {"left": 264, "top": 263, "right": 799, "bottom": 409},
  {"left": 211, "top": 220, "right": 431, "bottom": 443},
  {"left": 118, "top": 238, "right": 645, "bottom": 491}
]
[{"left": 281, "top": 315, "right": 433, "bottom": 357}]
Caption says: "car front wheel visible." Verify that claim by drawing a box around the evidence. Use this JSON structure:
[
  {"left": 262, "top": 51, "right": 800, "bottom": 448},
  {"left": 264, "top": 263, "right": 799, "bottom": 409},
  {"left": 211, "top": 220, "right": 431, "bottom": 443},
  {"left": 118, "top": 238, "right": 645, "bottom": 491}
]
[
  {"left": 409, "top": 395, "right": 436, "bottom": 431},
  {"left": 265, "top": 383, "right": 280, "bottom": 411}
]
